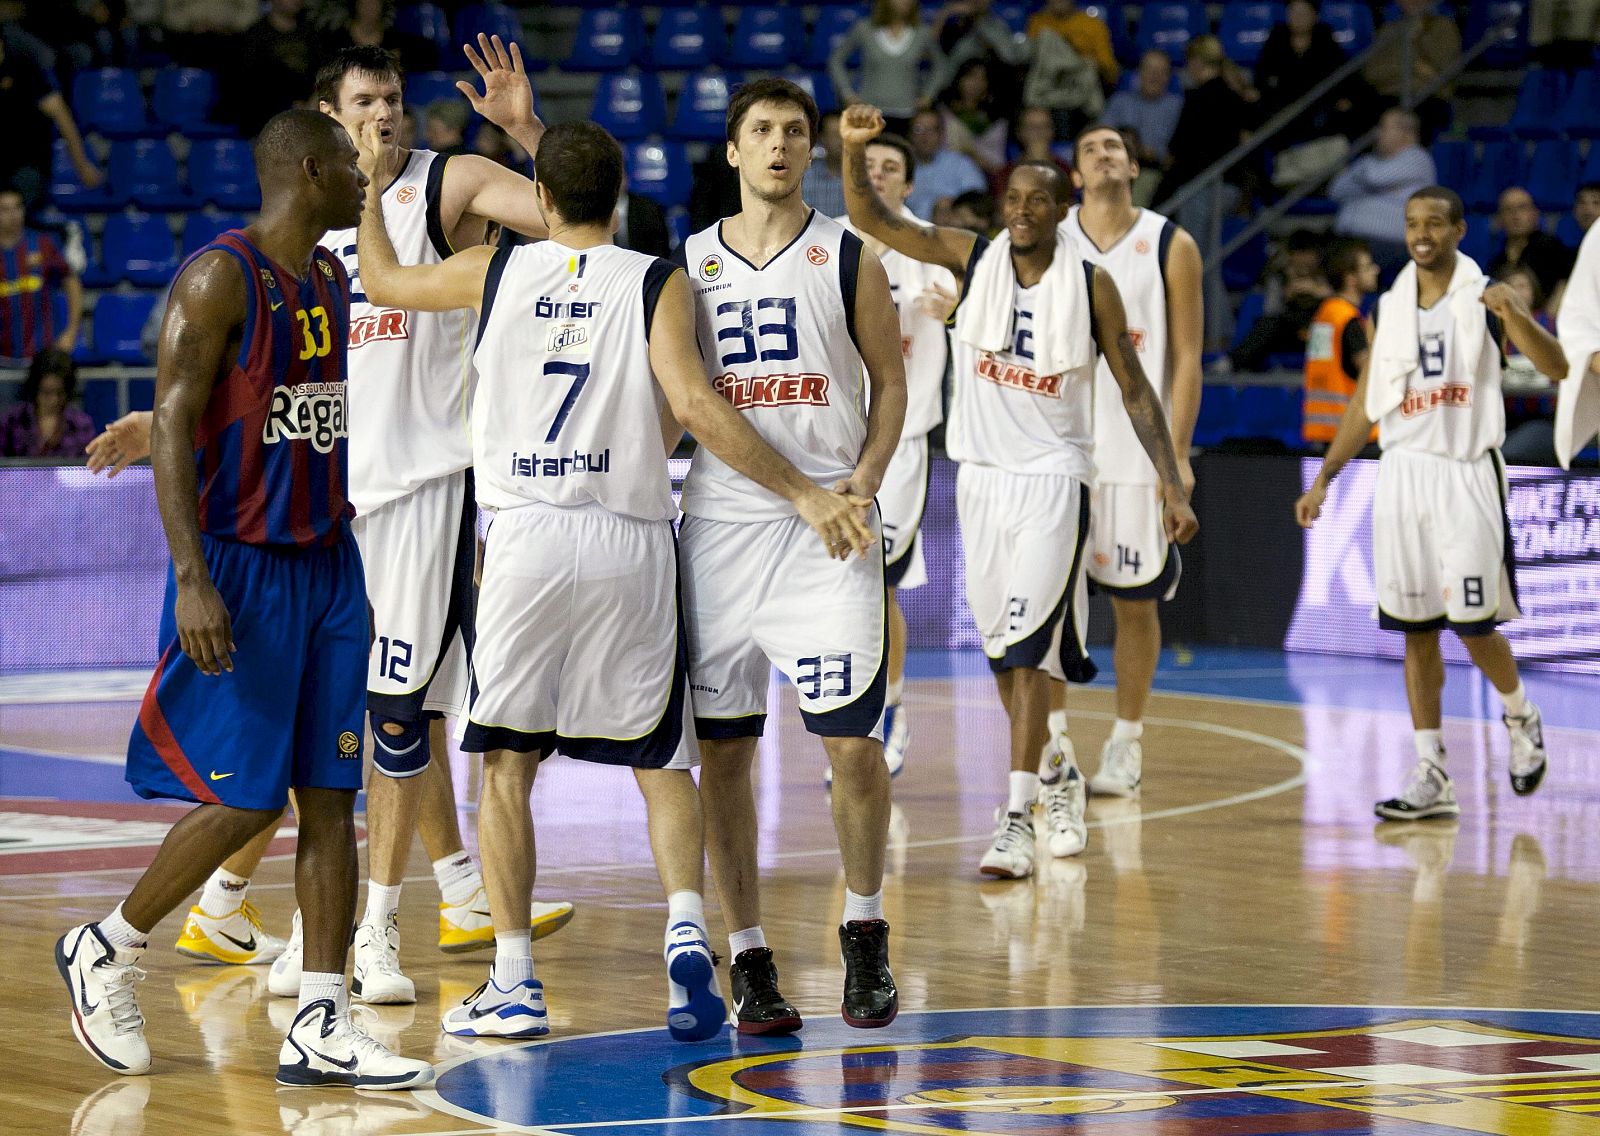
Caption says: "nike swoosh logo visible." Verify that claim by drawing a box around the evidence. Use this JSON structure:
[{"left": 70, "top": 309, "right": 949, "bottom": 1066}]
[
  {"left": 218, "top": 930, "right": 256, "bottom": 952},
  {"left": 309, "top": 1046, "right": 359, "bottom": 1071},
  {"left": 270, "top": 300, "right": 284, "bottom": 311},
  {"left": 733, "top": 995, "right": 745, "bottom": 1016},
  {"left": 469, "top": 910, "right": 492, "bottom": 918},
  {"left": 209, "top": 771, "right": 234, "bottom": 781},
  {"left": 78, "top": 972, "right": 98, "bottom": 1017}
]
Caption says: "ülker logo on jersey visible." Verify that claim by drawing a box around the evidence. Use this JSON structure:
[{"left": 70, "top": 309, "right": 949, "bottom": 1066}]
[
  {"left": 976, "top": 353, "right": 1061, "bottom": 397},
  {"left": 699, "top": 255, "right": 723, "bottom": 281},
  {"left": 713, "top": 371, "right": 831, "bottom": 410},
  {"left": 263, "top": 382, "right": 348, "bottom": 453},
  {"left": 348, "top": 309, "right": 410, "bottom": 348},
  {"left": 1401, "top": 383, "right": 1472, "bottom": 417}
]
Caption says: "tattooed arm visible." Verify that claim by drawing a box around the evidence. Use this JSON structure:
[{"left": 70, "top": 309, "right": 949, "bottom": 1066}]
[{"left": 1091, "top": 265, "right": 1199, "bottom": 544}]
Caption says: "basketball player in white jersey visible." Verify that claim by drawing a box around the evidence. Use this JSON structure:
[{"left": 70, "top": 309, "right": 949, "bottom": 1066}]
[
  {"left": 1297, "top": 187, "right": 1563, "bottom": 820},
  {"left": 355, "top": 118, "right": 873, "bottom": 1039},
  {"left": 840, "top": 104, "right": 1197, "bottom": 883},
  {"left": 1062, "top": 124, "right": 1203, "bottom": 799},
  {"left": 679, "top": 78, "right": 907, "bottom": 1033},
  {"left": 835, "top": 130, "right": 958, "bottom": 781}
]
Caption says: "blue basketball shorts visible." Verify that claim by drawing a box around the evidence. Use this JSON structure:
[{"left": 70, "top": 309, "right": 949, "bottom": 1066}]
[{"left": 126, "top": 528, "right": 369, "bottom": 811}]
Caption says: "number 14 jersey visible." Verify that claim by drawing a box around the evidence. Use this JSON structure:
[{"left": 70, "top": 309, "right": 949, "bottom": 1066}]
[{"left": 680, "top": 212, "right": 870, "bottom": 522}]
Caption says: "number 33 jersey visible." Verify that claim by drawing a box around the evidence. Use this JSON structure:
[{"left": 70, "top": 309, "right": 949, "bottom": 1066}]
[
  {"left": 470, "top": 240, "right": 679, "bottom": 522},
  {"left": 680, "top": 212, "right": 870, "bottom": 522}
]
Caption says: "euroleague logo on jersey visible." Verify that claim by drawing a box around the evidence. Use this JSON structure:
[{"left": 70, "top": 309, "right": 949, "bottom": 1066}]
[
  {"left": 396, "top": 185, "right": 418, "bottom": 205},
  {"left": 806, "top": 245, "right": 830, "bottom": 265},
  {"left": 699, "top": 254, "right": 723, "bottom": 282},
  {"left": 1135, "top": 238, "right": 1151, "bottom": 255}
]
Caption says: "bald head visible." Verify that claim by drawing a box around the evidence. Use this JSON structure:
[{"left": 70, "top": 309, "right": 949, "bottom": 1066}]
[{"left": 253, "top": 108, "right": 366, "bottom": 230}]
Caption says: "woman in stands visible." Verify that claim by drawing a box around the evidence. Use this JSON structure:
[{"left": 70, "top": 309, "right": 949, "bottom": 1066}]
[
  {"left": 1, "top": 347, "right": 95, "bottom": 458},
  {"left": 830, "top": 0, "right": 945, "bottom": 139}
]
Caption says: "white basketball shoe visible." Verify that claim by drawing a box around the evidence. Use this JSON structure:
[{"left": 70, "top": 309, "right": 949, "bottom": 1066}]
[
  {"left": 276, "top": 1000, "right": 433, "bottom": 1089},
  {"left": 56, "top": 923, "right": 150, "bottom": 1075},
  {"left": 351, "top": 918, "right": 416, "bottom": 1005}
]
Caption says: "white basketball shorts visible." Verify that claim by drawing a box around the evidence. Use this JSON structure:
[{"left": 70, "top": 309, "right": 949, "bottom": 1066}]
[
  {"left": 1374, "top": 448, "right": 1520, "bottom": 636},
  {"left": 459, "top": 502, "right": 692, "bottom": 769},
  {"left": 879, "top": 431, "right": 931, "bottom": 591},
  {"left": 679, "top": 509, "right": 887, "bottom": 741},
  {"left": 350, "top": 469, "right": 473, "bottom": 723},
  {"left": 1087, "top": 481, "right": 1182, "bottom": 599},
  {"left": 956, "top": 463, "right": 1097, "bottom": 682}
]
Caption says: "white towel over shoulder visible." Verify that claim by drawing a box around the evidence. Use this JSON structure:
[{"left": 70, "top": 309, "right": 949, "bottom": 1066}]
[
  {"left": 955, "top": 227, "right": 1095, "bottom": 377},
  {"left": 1556, "top": 221, "right": 1600, "bottom": 468},
  {"left": 1366, "top": 251, "right": 1486, "bottom": 421}
]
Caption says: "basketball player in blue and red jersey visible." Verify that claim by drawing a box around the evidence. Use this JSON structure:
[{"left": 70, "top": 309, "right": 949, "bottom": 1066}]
[{"left": 55, "top": 109, "right": 434, "bottom": 1090}]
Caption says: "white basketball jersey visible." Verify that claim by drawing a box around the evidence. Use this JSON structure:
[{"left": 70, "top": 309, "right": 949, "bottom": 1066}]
[
  {"left": 1066, "top": 206, "right": 1174, "bottom": 486},
  {"left": 946, "top": 238, "right": 1096, "bottom": 481},
  {"left": 836, "top": 211, "right": 952, "bottom": 438},
  {"left": 324, "top": 149, "right": 474, "bottom": 516},
  {"left": 472, "top": 241, "right": 678, "bottom": 522},
  {"left": 1379, "top": 300, "right": 1506, "bottom": 460},
  {"left": 680, "top": 212, "right": 870, "bottom": 522}
]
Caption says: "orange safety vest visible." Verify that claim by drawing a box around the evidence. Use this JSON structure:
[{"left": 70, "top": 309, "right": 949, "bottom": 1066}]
[{"left": 1302, "top": 296, "right": 1376, "bottom": 445}]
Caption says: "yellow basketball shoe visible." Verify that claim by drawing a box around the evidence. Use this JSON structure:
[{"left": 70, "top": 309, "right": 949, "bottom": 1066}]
[
  {"left": 175, "top": 901, "right": 287, "bottom": 965},
  {"left": 438, "top": 890, "right": 575, "bottom": 953}
]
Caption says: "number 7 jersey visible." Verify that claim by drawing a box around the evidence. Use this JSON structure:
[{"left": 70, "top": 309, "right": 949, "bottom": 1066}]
[{"left": 680, "top": 211, "right": 870, "bottom": 522}]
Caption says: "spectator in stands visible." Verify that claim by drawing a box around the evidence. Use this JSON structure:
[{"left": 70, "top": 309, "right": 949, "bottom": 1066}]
[
  {"left": 829, "top": 0, "right": 945, "bottom": 138},
  {"left": 424, "top": 99, "right": 469, "bottom": 159},
  {"left": 225, "top": 0, "right": 315, "bottom": 137},
  {"left": 1530, "top": 0, "right": 1600, "bottom": 71},
  {"left": 944, "top": 187, "right": 997, "bottom": 234},
  {"left": 1, "top": 348, "right": 94, "bottom": 458},
  {"left": 1498, "top": 263, "right": 1562, "bottom": 463},
  {"left": 939, "top": 59, "right": 1009, "bottom": 172},
  {"left": 1026, "top": 0, "right": 1117, "bottom": 89},
  {"left": 1230, "top": 229, "right": 1330, "bottom": 373},
  {"left": 472, "top": 122, "right": 531, "bottom": 177},
  {"left": 934, "top": 0, "right": 1030, "bottom": 117},
  {"left": 1489, "top": 186, "right": 1575, "bottom": 301},
  {"left": 309, "top": 0, "right": 438, "bottom": 77},
  {"left": 988, "top": 106, "right": 1073, "bottom": 199},
  {"left": 802, "top": 110, "right": 848, "bottom": 219},
  {"left": 1022, "top": 25, "right": 1104, "bottom": 141},
  {"left": 1572, "top": 183, "right": 1600, "bottom": 240},
  {"left": 0, "top": 26, "right": 102, "bottom": 205},
  {"left": 904, "top": 107, "right": 986, "bottom": 220},
  {"left": 1362, "top": 0, "right": 1459, "bottom": 141},
  {"left": 1328, "top": 107, "right": 1434, "bottom": 276},
  {"left": 0, "top": 189, "right": 80, "bottom": 362},
  {"left": 161, "top": 0, "right": 257, "bottom": 66},
  {"left": 1104, "top": 50, "right": 1182, "bottom": 190},
  {"left": 614, "top": 188, "right": 670, "bottom": 259},
  {"left": 1254, "top": 0, "right": 1351, "bottom": 150},
  {"left": 1302, "top": 237, "right": 1378, "bottom": 450}
]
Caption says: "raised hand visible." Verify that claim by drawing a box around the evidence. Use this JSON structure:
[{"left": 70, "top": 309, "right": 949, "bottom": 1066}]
[
  {"left": 458, "top": 34, "right": 543, "bottom": 138},
  {"left": 839, "top": 104, "right": 887, "bottom": 147}
]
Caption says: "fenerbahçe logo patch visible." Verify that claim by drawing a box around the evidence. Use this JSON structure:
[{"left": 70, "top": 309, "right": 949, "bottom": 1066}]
[
  {"left": 699, "top": 254, "right": 723, "bottom": 281},
  {"left": 337, "top": 731, "right": 360, "bottom": 758}
]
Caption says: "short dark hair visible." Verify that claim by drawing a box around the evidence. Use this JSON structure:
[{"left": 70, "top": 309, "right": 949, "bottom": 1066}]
[
  {"left": 1496, "top": 263, "right": 1547, "bottom": 311},
  {"left": 314, "top": 45, "right": 405, "bottom": 109},
  {"left": 1072, "top": 122, "right": 1134, "bottom": 163},
  {"left": 866, "top": 132, "right": 917, "bottom": 185},
  {"left": 533, "top": 121, "right": 623, "bottom": 225},
  {"left": 726, "top": 77, "right": 818, "bottom": 145},
  {"left": 253, "top": 108, "right": 352, "bottom": 178},
  {"left": 1324, "top": 237, "right": 1369, "bottom": 289},
  {"left": 1011, "top": 159, "right": 1071, "bottom": 205},
  {"left": 951, "top": 188, "right": 995, "bottom": 227},
  {"left": 1287, "top": 228, "right": 1326, "bottom": 254},
  {"left": 21, "top": 348, "right": 77, "bottom": 405},
  {"left": 1578, "top": 182, "right": 1600, "bottom": 199},
  {"left": 1409, "top": 185, "right": 1465, "bottom": 224}
]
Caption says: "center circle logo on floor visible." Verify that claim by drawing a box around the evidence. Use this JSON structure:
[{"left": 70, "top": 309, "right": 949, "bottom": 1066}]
[{"left": 430, "top": 1005, "right": 1600, "bottom": 1134}]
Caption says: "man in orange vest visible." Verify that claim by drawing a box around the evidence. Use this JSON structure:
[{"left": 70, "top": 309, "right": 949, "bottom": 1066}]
[{"left": 1303, "top": 237, "right": 1380, "bottom": 449}]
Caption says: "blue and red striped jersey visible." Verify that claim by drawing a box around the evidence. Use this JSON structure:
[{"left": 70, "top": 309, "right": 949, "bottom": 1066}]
[
  {"left": 189, "top": 231, "right": 353, "bottom": 549},
  {"left": 0, "top": 230, "right": 70, "bottom": 359}
]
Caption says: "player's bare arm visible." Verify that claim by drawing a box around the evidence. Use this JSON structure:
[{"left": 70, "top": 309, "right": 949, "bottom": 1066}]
[
  {"left": 840, "top": 105, "right": 976, "bottom": 282},
  {"left": 356, "top": 122, "right": 496, "bottom": 312},
  {"left": 649, "top": 272, "right": 876, "bottom": 560},
  {"left": 1483, "top": 282, "right": 1568, "bottom": 381},
  {"left": 439, "top": 35, "right": 550, "bottom": 243},
  {"left": 86, "top": 410, "right": 154, "bottom": 477},
  {"left": 1092, "top": 265, "right": 1198, "bottom": 543},
  {"left": 1164, "top": 227, "right": 1205, "bottom": 496},
  {"left": 847, "top": 249, "right": 908, "bottom": 499},
  {"left": 1296, "top": 359, "right": 1376, "bottom": 528},
  {"left": 151, "top": 251, "right": 244, "bottom": 676}
]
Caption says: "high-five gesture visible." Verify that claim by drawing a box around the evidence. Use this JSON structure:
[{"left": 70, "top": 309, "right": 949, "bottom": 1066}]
[
  {"left": 839, "top": 104, "right": 886, "bottom": 148},
  {"left": 458, "top": 34, "right": 543, "bottom": 141}
]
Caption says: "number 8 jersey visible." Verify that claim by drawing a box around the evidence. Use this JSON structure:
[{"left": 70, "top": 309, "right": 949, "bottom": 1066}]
[
  {"left": 680, "top": 212, "right": 870, "bottom": 522},
  {"left": 471, "top": 240, "right": 679, "bottom": 521}
]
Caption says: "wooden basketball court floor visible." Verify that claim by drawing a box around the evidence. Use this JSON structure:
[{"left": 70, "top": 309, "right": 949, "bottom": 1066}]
[{"left": 4, "top": 645, "right": 1600, "bottom": 1135}]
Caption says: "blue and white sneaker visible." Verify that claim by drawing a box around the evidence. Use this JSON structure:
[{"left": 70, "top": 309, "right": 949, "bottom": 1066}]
[
  {"left": 441, "top": 974, "right": 550, "bottom": 1038},
  {"left": 665, "top": 922, "right": 725, "bottom": 1042},
  {"left": 276, "top": 999, "right": 434, "bottom": 1090},
  {"left": 57, "top": 923, "right": 150, "bottom": 1075}
]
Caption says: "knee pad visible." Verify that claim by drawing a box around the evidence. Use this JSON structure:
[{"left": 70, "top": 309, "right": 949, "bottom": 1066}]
[{"left": 370, "top": 713, "right": 429, "bottom": 778}]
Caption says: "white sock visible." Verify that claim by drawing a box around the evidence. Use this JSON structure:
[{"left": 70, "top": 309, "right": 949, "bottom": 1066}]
[
  {"left": 1414, "top": 729, "right": 1445, "bottom": 763},
  {"left": 99, "top": 903, "right": 149, "bottom": 954},
  {"left": 298, "top": 971, "right": 347, "bottom": 1016},
  {"left": 886, "top": 677, "right": 904, "bottom": 706},
  {"left": 433, "top": 851, "right": 483, "bottom": 908},
  {"left": 1500, "top": 680, "right": 1529, "bottom": 718},
  {"left": 1112, "top": 718, "right": 1143, "bottom": 742},
  {"left": 1047, "top": 709, "right": 1068, "bottom": 738},
  {"left": 666, "top": 889, "right": 705, "bottom": 931},
  {"left": 1008, "top": 770, "right": 1040, "bottom": 815},
  {"left": 493, "top": 931, "right": 534, "bottom": 987},
  {"left": 728, "top": 926, "right": 766, "bottom": 957},
  {"left": 842, "top": 888, "right": 883, "bottom": 923},
  {"left": 198, "top": 868, "right": 250, "bottom": 915},
  {"left": 363, "top": 881, "right": 402, "bottom": 927}
]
